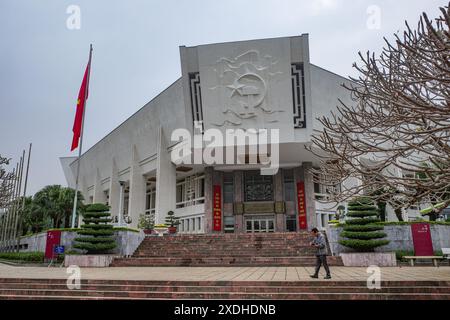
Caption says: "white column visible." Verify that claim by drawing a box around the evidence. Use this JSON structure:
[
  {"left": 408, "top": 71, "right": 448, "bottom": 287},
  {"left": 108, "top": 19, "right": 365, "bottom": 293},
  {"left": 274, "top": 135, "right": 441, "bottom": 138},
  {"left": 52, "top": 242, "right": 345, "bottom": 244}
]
[
  {"left": 155, "top": 126, "right": 176, "bottom": 225},
  {"left": 108, "top": 158, "right": 120, "bottom": 221},
  {"left": 93, "top": 168, "right": 106, "bottom": 204},
  {"left": 128, "top": 145, "right": 146, "bottom": 228}
]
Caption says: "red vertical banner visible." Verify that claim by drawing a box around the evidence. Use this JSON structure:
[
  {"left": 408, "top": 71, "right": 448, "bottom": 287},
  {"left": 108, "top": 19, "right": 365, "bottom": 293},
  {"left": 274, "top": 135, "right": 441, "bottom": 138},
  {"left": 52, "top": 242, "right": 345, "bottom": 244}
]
[
  {"left": 45, "top": 230, "right": 62, "bottom": 260},
  {"left": 296, "top": 182, "right": 308, "bottom": 230},
  {"left": 213, "top": 185, "right": 222, "bottom": 231},
  {"left": 411, "top": 223, "right": 434, "bottom": 256}
]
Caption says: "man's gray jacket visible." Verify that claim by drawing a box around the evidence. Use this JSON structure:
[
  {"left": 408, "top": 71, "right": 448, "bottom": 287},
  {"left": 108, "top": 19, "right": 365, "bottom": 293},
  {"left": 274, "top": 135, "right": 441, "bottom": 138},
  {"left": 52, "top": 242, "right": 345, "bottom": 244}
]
[{"left": 312, "top": 233, "right": 328, "bottom": 256}]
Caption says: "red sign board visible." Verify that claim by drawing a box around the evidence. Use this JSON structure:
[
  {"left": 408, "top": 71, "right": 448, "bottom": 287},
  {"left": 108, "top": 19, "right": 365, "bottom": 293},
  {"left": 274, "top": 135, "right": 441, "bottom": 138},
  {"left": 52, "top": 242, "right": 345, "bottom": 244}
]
[
  {"left": 296, "top": 182, "right": 308, "bottom": 230},
  {"left": 411, "top": 223, "right": 434, "bottom": 256},
  {"left": 45, "top": 230, "right": 62, "bottom": 260},
  {"left": 213, "top": 185, "right": 222, "bottom": 231}
]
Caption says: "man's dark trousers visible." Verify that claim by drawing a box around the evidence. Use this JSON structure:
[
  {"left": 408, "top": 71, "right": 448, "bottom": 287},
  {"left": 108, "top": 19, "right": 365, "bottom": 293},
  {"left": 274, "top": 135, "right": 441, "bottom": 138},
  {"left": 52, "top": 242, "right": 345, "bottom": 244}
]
[{"left": 314, "top": 255, "right": 330, "bottom": 276}]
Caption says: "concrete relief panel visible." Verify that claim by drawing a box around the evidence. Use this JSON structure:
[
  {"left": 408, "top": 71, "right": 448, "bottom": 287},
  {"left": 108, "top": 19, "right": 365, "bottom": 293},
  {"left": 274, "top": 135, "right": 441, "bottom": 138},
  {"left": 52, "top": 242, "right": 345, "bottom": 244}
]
[{"left": 197, "top": 38, "right": 294, "bottom": 142}]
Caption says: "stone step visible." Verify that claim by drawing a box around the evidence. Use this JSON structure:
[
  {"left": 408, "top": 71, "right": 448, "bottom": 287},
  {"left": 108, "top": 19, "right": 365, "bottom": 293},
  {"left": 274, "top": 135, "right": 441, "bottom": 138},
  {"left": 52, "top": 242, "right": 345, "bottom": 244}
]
[
  {"left": 138, "top": 249, "right": 312, "bottom": 252},
  {"left": 110, "top": 256, "right": 343, "bottom": 267},
  {"left": 135, "top": 247, "right": 315, "bottom": 251},
  {"left": 1, "top": 288, "right": 449, "bottom": 300},
  {"left": 136, "top": 248, "right": 314, "bottom": 253},
  {"left": 1, "top": 278, "right": 449, "bottom": 287},
  {"left": 1, "top": 282, "right": 450, "bottom": 294},
  {"left": 118, "top": 232, "right": 338, "bottom": 267},
  {"left": 134, "top": 250, "right": 315, "bottom": 256},
  {"left": 134, "top": 253, "right": 314, "bottom": 258}
]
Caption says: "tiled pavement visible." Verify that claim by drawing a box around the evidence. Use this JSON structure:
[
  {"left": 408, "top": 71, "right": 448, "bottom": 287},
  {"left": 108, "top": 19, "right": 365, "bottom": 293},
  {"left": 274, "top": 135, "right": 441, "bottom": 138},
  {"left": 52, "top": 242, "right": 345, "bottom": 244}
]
[{"left": 1, "top": 264, "right": 449, "bottom": 282}]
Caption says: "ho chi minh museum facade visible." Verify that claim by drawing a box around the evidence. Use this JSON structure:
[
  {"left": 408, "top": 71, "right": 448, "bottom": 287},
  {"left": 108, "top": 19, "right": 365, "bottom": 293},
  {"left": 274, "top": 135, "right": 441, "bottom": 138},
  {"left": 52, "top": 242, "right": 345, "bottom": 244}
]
[{"left": 60, "top": 34, "right": 362, "bottom": 233}]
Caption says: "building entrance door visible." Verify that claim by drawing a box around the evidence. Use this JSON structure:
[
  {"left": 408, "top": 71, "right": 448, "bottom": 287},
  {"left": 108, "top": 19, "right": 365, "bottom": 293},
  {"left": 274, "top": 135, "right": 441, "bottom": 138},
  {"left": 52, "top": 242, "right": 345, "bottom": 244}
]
[{"left": 245, "top": 216, "right": 275, "bottom": 233}]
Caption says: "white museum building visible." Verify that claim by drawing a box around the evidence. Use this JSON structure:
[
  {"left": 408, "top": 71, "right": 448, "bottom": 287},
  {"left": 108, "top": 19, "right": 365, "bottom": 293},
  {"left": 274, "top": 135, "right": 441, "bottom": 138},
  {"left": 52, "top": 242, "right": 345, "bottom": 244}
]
[{"left": 60, "top": 35, "right": 423, "bottom": 233}]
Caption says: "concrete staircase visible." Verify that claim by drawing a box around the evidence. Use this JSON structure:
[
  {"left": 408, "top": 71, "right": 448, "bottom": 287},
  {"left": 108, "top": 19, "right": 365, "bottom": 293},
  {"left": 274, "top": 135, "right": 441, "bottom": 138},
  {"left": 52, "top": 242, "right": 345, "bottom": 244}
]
[
  {"left": 111, "top": 232, "right": 343, "bottom": 267},
  {"left": 0, "top": 278, "right": 449, "bottom": 299}
]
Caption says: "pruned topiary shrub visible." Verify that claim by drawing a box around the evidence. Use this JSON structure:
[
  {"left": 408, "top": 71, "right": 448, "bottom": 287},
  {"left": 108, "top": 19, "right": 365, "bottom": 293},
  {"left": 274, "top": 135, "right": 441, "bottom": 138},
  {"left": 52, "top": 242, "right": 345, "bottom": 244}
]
[
  {"left": 73, "top": 203, "right": 116, "bottom": 254},
  {"left": 339, "top": 197, "right": 389, "bottom": 252}
]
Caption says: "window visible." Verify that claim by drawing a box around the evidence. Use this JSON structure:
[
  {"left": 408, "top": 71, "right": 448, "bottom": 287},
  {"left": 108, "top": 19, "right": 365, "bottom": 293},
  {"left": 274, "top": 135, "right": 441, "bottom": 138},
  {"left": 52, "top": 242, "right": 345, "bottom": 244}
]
[
  {"left": 244, "top": 171, "right": 273, "bottom": 202},
  {"left": 223, "top": 173, "right": 234, "bottom": 203},
  {"left": 176, "top": 173, "right": 205, "bottom": 208},
  {"left": 197, "top": 217, "right": 202, "bottom": 231},
  {"left": 104, "top": 190, "right": 110, "bottom": 206},
  {"left": 283, "top": 169, "right": 295, "bottom": 201},
  {"left": 123, "top": 187, "right": 129, "bottom": 216},
  {"left": 313, "top": 172, "right": 341, "bottom": 201},
  {"left": 245, "top": 216, "right": 275, "bottom": 233},
  {"left": 145, "top": 182, "right": 156, "bottom": 216},
  {"left": 224, "top": 216, "right": 235, "bottom": 233},
  {"left": 286, "top": 216, "right": 297, "bottom": 232}
]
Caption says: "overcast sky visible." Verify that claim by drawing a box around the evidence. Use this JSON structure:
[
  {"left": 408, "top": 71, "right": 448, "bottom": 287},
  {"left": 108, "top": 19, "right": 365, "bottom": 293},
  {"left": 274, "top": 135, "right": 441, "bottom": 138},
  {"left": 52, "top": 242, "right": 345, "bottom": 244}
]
[{"left": 0, "top": 0, "right": 447, "bottom": 196}]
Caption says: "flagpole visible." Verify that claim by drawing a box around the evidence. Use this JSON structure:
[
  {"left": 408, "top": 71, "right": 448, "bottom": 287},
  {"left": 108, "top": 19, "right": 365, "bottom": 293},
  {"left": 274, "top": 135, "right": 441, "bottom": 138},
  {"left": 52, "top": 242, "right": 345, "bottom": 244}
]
[
  {"left": 71, "top": 44, "right": 93, "bottom": 228},
  {"left": 16, "top": 143, "right": 32, "bottom": 252}
]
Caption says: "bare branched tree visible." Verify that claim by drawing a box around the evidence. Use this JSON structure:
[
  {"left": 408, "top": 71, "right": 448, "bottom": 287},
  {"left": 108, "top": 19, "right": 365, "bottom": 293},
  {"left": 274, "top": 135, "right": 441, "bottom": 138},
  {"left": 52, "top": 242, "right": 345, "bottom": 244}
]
[
  {"left": 0, "top": 155, "right": 15, "bottom": 208},
  {"left": 308, "top": 3, "right": 450, "bottom": 220}
]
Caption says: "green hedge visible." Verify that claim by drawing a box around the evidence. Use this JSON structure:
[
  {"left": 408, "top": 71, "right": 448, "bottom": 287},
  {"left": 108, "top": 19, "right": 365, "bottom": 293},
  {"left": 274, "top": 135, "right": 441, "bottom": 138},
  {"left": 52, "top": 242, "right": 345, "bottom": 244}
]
[
  {"left": 344, "top": 218, "right": 381, "bottom": 225},
  {"left": 340, "top": 231, "right": 387, "bottom": 240},
  {"left": 0, "top": 252, "right": 44, "bottom": 262},
  {"left": 80, "top": 224, "right": 114, "bottom": 230},
  {"left": 339, "top": 239, "right": 390, "bottom": 251},
  {"left": 339, "top": 197, "right": 389, "bottom": 252},
  {"left": 74, "top": 237, "right": 117, "bottom": 243},
  {"left": 74, "top": 203, "right": 116, "bottom": 254},
  {"left": 77, "top": 228, "right": 115, "bottom": 236},
  {"left": 73, "top": 242, "right": 117, "bottom": 252},
  {"left": 82, "top": 218, "right": 112, "bottom": 224},
  {"left": 342, "top": 224, "right": 384, "bottom": 232},
  {"left": 113, "top": 227, "right": 140, "bottom": 233},
  {"left": 83, "top": 203, "right": 110, "bottom": 212}
]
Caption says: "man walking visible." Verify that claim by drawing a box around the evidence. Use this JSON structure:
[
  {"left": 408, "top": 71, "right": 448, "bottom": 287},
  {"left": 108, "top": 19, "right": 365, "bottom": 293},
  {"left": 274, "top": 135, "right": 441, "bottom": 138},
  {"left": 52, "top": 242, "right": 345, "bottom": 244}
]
[{"left": 309, "top": 227, "right": 331, "bottom": 279}]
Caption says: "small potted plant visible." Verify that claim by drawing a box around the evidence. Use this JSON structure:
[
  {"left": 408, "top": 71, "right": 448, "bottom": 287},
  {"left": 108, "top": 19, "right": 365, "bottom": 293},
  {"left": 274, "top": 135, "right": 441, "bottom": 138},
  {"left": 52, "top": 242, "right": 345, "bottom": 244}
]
[
  {"left": 137, "top": 214, "right": 154, "bottom": 235},
  {"left": 165, "top": 210, "right": 180, "bottom": 234}
]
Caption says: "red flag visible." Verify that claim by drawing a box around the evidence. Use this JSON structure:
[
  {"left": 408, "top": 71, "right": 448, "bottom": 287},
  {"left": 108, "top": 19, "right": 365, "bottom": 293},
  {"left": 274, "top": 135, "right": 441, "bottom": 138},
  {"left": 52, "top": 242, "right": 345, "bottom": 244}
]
[{"left": 71, "top": 51, "right": 91, "bottom": 151}]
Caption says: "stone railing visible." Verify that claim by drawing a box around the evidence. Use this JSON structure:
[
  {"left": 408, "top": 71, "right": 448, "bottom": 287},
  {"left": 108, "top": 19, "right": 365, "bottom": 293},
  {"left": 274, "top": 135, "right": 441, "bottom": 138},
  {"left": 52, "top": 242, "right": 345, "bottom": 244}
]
[
  {"left": 326, "top": 224, "right": 450, "bottom": 256},
  {"left": 17, "top": 229, "right": 145, "bottom": 257}
]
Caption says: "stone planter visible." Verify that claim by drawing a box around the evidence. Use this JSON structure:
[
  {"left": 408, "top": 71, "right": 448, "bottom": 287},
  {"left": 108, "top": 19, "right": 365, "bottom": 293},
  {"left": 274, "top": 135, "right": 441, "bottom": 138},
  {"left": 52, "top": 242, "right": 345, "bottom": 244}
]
[
  {"left": 154, "top": 227, "right": 168, "bottom": 237},
  {"left": 340, "top": 252, "right": 397, "bottom": 267},
  {"left": 64, "top": 254, "right": 119, "bottom": 268}
]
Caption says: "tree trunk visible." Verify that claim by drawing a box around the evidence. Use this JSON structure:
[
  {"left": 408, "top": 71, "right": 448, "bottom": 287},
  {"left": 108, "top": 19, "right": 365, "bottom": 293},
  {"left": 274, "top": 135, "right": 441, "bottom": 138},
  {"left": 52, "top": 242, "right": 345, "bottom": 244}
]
[
  {"left": 377, "top": 202, "right": 386, "bottom": 221},
  {"left": 54, "top": 217, "right": 60, "bottom": 229},
  {"left": 64, "top": 214, "right": 70, "bottom": 228},
  {"left": 394, "top": 208, "right": 404, "bottom": 222}
]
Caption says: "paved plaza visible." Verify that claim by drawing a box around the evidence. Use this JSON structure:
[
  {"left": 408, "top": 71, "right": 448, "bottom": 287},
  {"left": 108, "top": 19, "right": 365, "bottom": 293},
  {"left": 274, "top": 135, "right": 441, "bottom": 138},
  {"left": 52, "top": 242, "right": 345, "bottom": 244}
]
[{"left": 1, "top": 264, "right": 449, "bottom": 282}]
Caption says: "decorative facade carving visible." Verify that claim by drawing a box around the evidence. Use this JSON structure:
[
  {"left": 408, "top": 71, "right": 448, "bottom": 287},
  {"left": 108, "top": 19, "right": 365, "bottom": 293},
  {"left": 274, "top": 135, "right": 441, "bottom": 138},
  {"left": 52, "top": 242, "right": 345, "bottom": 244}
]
[
  {"left": 291, "top": 63, "right": 306, "bottom": 128},
  {"left": 244, "top": 172, "right": 274, "bottom": 202},
  {"left": 189, "top": 72, "right": 204, "bottom": 127},
  {"left": 208, "top": 50, "right": 284, "bottom": 127}
]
